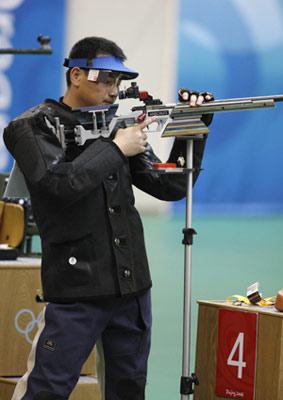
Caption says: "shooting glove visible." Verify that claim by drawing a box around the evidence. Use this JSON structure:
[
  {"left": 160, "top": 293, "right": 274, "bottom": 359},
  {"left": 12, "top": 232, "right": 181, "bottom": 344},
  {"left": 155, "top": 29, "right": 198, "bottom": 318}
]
[
  {"left": 178, "top": 88, "right": 214, "bottom": 127},
  {"left": 178, "top": 88, "right": 214, "bottom": 103}
]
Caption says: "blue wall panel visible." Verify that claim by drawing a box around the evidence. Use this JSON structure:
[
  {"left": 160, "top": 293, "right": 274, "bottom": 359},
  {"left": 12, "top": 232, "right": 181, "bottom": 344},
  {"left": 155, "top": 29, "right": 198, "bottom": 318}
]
[
  {"left": 0, "top": 0, "right": 66, "bottom": 173},
  {"left": 176, "top": 0, "right": 283, "bottom": 214}
]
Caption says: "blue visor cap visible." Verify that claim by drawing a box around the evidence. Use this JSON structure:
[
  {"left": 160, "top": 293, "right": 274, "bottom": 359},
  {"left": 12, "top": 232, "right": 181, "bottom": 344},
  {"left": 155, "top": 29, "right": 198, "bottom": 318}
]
[{"left": 64, "top": 56, "right": 139, "bottom": 80}]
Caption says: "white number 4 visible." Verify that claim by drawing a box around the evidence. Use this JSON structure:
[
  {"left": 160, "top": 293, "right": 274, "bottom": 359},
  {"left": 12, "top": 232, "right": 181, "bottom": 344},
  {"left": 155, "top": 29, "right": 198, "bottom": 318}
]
[{"left": 227, "top": 332, "right": 247, "bottom": 379}]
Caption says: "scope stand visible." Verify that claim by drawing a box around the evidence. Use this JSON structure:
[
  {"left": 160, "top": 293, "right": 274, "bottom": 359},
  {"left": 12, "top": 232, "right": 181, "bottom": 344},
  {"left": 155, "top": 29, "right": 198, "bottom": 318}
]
[{"left": 179, "top": 138, "right": 199, "bottom": 399}]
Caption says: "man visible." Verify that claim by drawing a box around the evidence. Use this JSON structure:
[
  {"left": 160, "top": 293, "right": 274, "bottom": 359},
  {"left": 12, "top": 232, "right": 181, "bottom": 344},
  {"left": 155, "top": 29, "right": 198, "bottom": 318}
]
[{"left": 4, "top": 37, "right": 213, "bottom": 400}]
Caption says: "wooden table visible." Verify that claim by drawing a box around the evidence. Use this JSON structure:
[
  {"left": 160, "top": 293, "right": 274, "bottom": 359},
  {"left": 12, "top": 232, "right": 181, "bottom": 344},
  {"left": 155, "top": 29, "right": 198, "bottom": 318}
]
[
  {"left": 194, "top": 300, "right": 283, "bottom": 400},
  {"left": 0, "top": 257, "right": 96, "bottom": 376}
]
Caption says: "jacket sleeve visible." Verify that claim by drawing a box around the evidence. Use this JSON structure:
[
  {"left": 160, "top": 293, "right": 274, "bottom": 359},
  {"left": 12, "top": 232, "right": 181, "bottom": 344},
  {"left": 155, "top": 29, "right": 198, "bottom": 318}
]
[
  {"left": 128, "top": 137, "right": 207, "bottom": 201},
  {"left": 3, "top": 112, "right": 126, "bottom": 206}
]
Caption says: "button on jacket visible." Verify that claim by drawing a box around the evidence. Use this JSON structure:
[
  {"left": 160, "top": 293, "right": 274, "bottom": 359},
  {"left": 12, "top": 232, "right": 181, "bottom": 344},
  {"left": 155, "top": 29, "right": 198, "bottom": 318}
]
[{"left": 3, "top": 99, "right": 210, "bottom": 302}]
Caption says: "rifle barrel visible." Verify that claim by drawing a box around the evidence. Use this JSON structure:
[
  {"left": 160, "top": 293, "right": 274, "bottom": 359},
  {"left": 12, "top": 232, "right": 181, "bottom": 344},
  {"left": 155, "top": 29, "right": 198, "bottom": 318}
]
[
  {"left": 0, "top": 48, "right": 52, "bottom": 55},
  {"left": 212, "top": 94, "right": 283, "bottom": 103},
  {"left": 174, "top": 96, "right": 283, "bottom": 116}
]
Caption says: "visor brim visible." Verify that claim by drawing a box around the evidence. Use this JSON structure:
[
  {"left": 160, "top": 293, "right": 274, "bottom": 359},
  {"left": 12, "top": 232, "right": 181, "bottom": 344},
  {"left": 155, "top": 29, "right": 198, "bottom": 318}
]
[{"left": 64, "top": 56, "right": 138, "bottom": 80}]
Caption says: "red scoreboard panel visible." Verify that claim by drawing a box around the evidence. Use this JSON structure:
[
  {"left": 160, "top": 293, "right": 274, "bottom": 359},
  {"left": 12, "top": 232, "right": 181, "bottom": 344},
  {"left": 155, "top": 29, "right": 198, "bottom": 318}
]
[{"left": 215, "top": 309, "right": 258, "bottom": 400}]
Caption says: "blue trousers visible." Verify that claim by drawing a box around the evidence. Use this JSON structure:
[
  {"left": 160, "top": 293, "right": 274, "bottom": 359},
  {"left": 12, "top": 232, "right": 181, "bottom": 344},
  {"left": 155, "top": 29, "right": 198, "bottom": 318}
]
[{"left": 12, "top": 290, "right": 152, "bottom": 400}]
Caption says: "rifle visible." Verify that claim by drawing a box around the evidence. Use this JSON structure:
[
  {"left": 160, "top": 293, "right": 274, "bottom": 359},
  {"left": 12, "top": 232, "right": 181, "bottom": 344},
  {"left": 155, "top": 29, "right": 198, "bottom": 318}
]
[
  {"left": 53, "top": 82, "right": 283, "bottom": 148},
  {"left": 0, "top": 35, "right": 52, "bottom": 55}
]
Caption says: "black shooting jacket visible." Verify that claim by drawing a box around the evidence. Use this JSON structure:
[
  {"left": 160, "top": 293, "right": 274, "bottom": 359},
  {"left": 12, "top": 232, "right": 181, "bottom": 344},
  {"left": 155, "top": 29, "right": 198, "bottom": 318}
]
[{"left": 3, "top": 99, "right": 211, "bottom": 302}]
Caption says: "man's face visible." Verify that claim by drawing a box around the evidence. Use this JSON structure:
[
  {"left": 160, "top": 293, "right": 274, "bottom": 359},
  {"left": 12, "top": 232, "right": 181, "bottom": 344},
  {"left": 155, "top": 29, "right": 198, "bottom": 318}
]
[{"left": 71, "top": 68, "right": 121, "bottom": 107}]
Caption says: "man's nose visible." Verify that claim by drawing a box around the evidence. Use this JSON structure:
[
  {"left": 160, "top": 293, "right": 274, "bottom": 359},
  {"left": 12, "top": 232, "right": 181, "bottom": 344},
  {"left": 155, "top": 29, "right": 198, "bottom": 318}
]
[{"left": 109, "top": 85, "right": 119, "bottom": 97}]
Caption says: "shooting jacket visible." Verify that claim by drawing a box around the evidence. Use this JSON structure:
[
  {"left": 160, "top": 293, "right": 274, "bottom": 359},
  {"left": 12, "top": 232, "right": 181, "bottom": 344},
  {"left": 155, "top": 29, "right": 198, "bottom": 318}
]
[{"left": 3, "top": 99, "right": 211, "bottom": 302}]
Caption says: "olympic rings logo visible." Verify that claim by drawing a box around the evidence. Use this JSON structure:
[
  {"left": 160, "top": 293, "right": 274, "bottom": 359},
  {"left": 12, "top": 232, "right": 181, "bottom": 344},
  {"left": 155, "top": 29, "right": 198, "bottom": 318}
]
[{"left": 14, "top": 308, "right": 44, "bottom": 344}]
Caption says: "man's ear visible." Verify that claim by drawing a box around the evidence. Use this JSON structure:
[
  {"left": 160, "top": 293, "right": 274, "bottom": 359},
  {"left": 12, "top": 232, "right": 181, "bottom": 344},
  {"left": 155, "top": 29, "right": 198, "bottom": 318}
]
[{"left": 69, "top": 67, "right": 83, "bottom": 87}]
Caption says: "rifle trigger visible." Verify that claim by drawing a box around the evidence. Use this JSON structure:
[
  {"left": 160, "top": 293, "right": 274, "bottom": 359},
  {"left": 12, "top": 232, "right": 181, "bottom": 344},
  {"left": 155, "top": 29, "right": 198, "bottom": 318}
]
[{"left": 137, "top": 112, "right": 146, "bottom": 123}]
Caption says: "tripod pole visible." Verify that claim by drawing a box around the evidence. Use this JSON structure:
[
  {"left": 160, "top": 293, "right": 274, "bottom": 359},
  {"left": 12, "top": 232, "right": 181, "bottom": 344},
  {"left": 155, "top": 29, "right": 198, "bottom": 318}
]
[{"left": 180, "top": 138, "right": 199, "bottom": 399}]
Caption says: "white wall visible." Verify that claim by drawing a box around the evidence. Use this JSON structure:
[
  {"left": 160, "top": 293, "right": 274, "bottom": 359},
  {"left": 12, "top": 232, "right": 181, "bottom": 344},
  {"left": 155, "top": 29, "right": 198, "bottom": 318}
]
[{"left": 65, "top": 0, "right": 179, "bottom": 213}]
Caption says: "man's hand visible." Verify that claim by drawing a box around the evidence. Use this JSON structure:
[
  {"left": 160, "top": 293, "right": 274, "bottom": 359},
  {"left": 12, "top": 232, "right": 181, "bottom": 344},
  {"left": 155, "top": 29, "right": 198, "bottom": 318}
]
[
  {"left": 113, "top": 117, "right": 155, "bottom": 157},
  {"left": 178, "top": 89, "right": 214, "bottom": 106}
]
